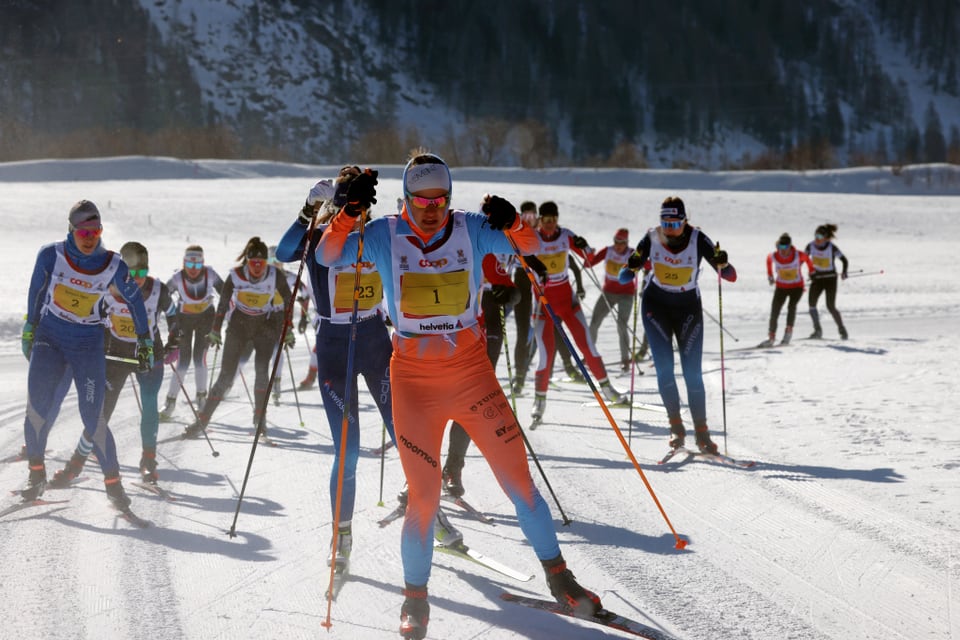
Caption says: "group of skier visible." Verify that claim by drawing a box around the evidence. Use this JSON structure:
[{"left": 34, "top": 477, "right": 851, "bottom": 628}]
[{"left": 17, "top": 155, "right": 852, "bottom": 639}]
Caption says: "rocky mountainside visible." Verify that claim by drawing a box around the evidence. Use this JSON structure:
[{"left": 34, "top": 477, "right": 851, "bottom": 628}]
[{"left": 1, "top": 0, "right": 958, "bottom": 168}]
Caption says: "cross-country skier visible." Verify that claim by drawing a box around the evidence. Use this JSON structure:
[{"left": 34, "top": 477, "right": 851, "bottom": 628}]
[
  {"left": 804, "top": 223, "right": 849, "bottom": 339},
  {"left": 20, "top": 200, "right": 152, "bottom": 509},
  {"left": 183, "top": 237, "right": 293, "bottom": 437},
  {"left": 277, "top": 165, "right": 397, "bottom": 573},
  {"left": 160, "top": 245, "right": 223, "bottom": 419},
  {"left": 619, "top": 196, "right": 737, "bottom": 454},
  {"left": 758, "top": 233, "right": 814, "bottom": 347},
  {"left": 50, "top": 242, "right": 179, "bottom": 486},
  {"left": 528, "top": 201, "right": 626, "bottom": 424},
  {"left": 317, "top": 152, "right": 602, "bottom": 640}
]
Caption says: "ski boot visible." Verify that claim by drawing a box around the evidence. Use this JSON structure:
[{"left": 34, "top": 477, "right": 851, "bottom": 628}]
[
  {"left": 48, "top": 451, "right": 87, "bottom": 488},
  {"left": 600, "top": 380, "right": 627, "bottom": 404},
  {"left": 182, "top": 419, "right": 207, "bottom": 439},
  {"left": 139, "top": 449, "right": 158, "bottom": 484},
  {"left": 434, "top": 510, "right": 463, "bottom": 548},
  {"left": 104, "top": 475, "right": 131, "bottom": 510},
  {"left": 838, "top": 325, "right": 848, "bottom": 340},
  {"left": 542, "top": 555, "right": 602, "bottom": 617},
  {"left": 272, "top": 381, "right": 281, "bottom": 406},
  {"left": 396, "top": 483, "right": 408, "bottom": 508},
  {"left": 530, "top": 394, "right": 546, "bottom": 428},
  {"left": 757, "top": 332, "right": 775, "bottom": 348},
  {"left": 399, "top": 585, "right": 429, "bottom": 640},
  {"left": 564, "top": 364, "right": 585, "bottom": 383},
  {"left": 442, "top": 465, "right": 465, "bottom": 498},
  {"left": 159, "top": 395, "right": 176, "bottom": 421},
  {"left": 195, "top": 391, "right": 207, "bottom": 409},
  {"left": 327, "top": 523, "right": 352, "bottom": 570},
  {"left": 809, "top": 327, "right": 823, "bottom": 339},
  {"left": 668, "top": 418, "right": 686, "bottom": 450},
  {"left": 780, "top": 327, "right": 793, "bottom": 345},
  {"left": 21, "top": 459, "right": 46, "bottom": 502},
  {"left": 298, "top": 367, "right": 317, "bottom": 390},
  {"left": 694, "top": 424, "right": 719, "bottom": 455}
]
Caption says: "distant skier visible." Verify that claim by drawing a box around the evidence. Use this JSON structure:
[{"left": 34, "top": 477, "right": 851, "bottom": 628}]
[
  {"left": 758, "top": 233, "right": 814, "bottom": 347},
  {"left": 805, "top": 223, "right": 849, "bottom": 339},
  {"left": 183, "top": 237, "right": 293, "bottom": 437},
  {"left": 528, "top": 201, "right": 625, "bottom": 425},
  {"left": 586, "top": 227, "right": 640, "bottom": 371},
  {"left": 160, "top": 245, "right": 223, "bottom": 419}
]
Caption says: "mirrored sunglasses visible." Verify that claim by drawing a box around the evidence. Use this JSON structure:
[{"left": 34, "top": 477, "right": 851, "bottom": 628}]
[
  {"left": 247, "top": 258, "right": 266, "bottom": 268},
  {"left": 409, "top": 195, "right": 448, "bottom": 209},
  {"left": 778, "top": 243, "right": 791, "bottom": 250},
  {"left": 129, "top": 268, "right": 148, "bottom": 278},
  {"left": 74, "top": 227, "right": 103, "bottom": 239},
  {"left": 661, "top": 219, "right": 684, "bottom": 230},
  {"left": 815, "top": 233, "right": 826, "bottom": 240},
  {"left": 184, "top": 261, "right": 203, "bottom": 269}
]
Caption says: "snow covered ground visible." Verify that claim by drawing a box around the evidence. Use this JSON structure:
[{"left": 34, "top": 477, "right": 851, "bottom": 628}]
[{"left": 0, "top": 158, "right": 957, "bottom": 639}]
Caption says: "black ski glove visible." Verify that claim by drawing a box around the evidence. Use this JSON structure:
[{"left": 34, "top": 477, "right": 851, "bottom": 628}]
[
  {"left": 481, "top": 196, "right": 517, "bottom": 231},
  {"left": 343, "top": 170, "right": 378, "bottom": 217},
  {"left": 525, "top": 255, "right": 548, "bottom": 281},
  {"left": 489, "top": 284, "right": 520, "bottom": 306}
]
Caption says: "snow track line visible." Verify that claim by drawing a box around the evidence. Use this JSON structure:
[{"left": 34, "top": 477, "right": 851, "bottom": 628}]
[{"left": 654, "top": 461, "right": 954, "bottom": 640}]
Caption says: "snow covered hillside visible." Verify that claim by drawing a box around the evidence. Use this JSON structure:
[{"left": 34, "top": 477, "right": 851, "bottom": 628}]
[{"left": 0, "top": 159, "right": 956, "bottom": 639}]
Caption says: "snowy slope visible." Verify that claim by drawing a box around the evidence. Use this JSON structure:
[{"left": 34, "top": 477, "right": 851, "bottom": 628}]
[{"left": 0, "top": 160, "right": 956, "bottom": 640}]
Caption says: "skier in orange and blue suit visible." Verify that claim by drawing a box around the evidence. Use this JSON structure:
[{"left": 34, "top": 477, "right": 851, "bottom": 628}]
[{"left": 317, "top": 152, "right": 601, "bottom": 640}]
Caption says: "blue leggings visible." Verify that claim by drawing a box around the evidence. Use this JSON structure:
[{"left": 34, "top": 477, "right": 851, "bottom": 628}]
[
  {"left": 103, "top": 359, "right": 164, "bottom": 449},
  {"left": 25, "top": 321, "right": 121, "bottom": 476},
  {"left": 641, "top": 295, "right": 707, "bottom": 426},
  {"left": 315, "top": 318, "right": 396, "bottom": 524}
]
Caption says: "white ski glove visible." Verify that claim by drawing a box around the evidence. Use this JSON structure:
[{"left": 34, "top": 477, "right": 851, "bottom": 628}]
[{"left": 306, "top": 179, "right": 336, "bottom": 206}]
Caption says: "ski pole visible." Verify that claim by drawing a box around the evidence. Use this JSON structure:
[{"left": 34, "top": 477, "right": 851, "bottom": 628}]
[
  {"left": 627, "top": 289, "right": 639, "bottom": 447},
  {"left": 703, "top": 308, "right": 739, "bottom": 342},
  {"left": 128, "top": 374, "right": 143, "bottom": 416},
  {"left": 715, "top": 242, "right": 728, "bottom": 455},
  {"left": 844, "top": 269, "right": 884, "bottom": 279},
  {"left": 238, "top": 368, "right": 255, "bottom": 408},
  {"left": 377, "top": 422, "right": 387, "bottom": 507},
  {"left": 284, "top": 345, "right": 304, "bottom": 427},
  {"left": 324, "top": 191, "right": 372, "bottom": 628},
  {"left": 500, "top": 303, "right": 570, "bottom": 525},
  {"left": 207, "top": 344, "right": 220, "bottom": 396},
  {"left": 506, "top": 230, "right": 686, "bottom": 549},
  {"left": 168, "top": 361, "right": 219, "bottom": 457},
  {"left": 229, "top": 195, "right": 323, "bottom": 538}
]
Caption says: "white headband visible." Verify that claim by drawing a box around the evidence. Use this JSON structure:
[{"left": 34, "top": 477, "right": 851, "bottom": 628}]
[{"left": 403, "top": 161, "right": 451, "bottom": 195}]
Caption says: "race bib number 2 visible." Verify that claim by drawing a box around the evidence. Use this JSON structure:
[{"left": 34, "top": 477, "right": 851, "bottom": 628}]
[{"left": 53, "top": 284, "right": 99, "bottom": 317}]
